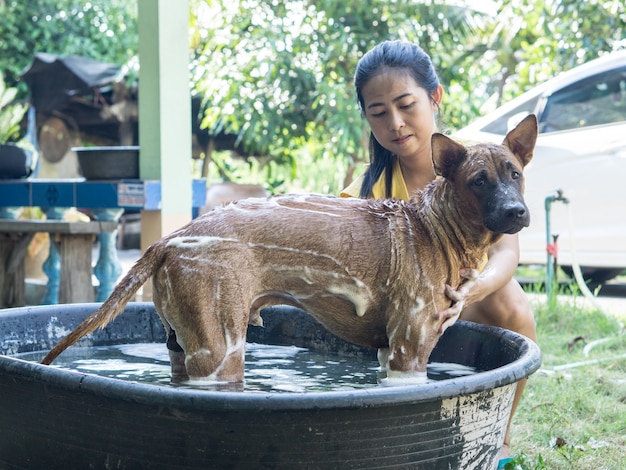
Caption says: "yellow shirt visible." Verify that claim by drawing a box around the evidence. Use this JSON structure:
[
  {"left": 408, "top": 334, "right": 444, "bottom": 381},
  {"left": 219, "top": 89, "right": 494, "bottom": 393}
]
[{"left": 340, "top": 159, "right": 410, "bottom": 200}]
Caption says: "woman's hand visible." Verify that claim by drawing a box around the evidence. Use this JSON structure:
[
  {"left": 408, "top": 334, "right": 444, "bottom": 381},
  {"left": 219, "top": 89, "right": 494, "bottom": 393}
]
[
  {"left": 436, "top": 234, "right": 522, "bottom": 332},
  {"left": 435, "top": 267, "right": 479, "bottom": 333}
]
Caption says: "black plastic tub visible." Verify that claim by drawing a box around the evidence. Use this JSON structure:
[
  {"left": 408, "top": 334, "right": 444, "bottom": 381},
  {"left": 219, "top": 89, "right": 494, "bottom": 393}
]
[
  {"left": 0, "top": 303, "right": 541, "bottom": 469},
  {"left": 0, "top": 143, "right": 34, "bottom": 179},
  {"left": 73, "top": 146, "right": 139, "bottom": 180}
]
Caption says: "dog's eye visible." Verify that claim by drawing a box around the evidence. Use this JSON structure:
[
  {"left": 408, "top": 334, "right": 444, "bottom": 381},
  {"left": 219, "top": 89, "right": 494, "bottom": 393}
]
[
  {"left": 473, "top": 176, "right": 485, "bottom": 187},
  {"left": 511, "top": 170, "right": 521, "bottom": 180}
]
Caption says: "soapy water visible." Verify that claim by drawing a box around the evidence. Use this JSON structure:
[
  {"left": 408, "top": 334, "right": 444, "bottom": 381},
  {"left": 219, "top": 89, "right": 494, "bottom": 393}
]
[{"left": 19, "top": 343, "right": 479, "bottom": 392}]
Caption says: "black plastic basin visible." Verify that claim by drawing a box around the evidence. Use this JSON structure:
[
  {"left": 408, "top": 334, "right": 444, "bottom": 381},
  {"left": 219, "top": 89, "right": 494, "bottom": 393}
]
[
  {"left": 0, "top": 303, "right": 541, "bottom": 469},
  {"left": 74, "top": 146, "right": 139, "bottom": 180}
]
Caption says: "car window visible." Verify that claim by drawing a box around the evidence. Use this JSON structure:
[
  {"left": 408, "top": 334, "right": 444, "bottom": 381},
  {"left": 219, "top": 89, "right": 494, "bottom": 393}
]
[
  {"left": 479, "top": 96, "right": 540, "bottom": 135},
  {"left": 539, "top": 66, "right": 626, "bottom": 132}
]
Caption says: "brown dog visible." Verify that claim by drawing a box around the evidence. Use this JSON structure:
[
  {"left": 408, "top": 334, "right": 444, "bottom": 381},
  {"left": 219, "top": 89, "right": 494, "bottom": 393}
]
[{"left": 41, "top": 115, "right": 537, "bottom": 384}]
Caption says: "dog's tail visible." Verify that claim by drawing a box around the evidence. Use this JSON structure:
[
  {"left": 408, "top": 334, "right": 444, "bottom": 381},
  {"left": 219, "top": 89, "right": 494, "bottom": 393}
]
[{"left": 40, "top": 245, "right": 162, "bottom": 365}]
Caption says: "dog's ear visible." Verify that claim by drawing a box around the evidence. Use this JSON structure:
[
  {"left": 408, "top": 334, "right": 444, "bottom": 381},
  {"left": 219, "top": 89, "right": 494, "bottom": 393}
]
[
  {"left": 431, "top": 133, "right": 467, "bottom": 179},
  {"left": 502, "top": 114, "right": 538, "bottom": 167}
]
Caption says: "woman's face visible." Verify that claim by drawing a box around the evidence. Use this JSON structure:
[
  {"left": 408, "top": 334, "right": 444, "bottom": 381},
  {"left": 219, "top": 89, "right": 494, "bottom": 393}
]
[{"left": 361, "top": 69, "right": 443, "bottom": 162}]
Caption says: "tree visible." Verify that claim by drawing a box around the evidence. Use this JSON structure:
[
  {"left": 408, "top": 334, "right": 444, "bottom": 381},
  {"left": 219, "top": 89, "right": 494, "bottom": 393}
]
[
  {"left": 459, "top": 0, "right": 626, "bottom": 114},
  {"left": 193, "top": 0, "right": 626, "bottom": 191},
  {"left": 191, "top": 0, "right": 486, "bottom": 192},
  {"left": 0, "top": 72, "right": 27, "bottom": 143},
  {"left": 0, "top": 0, "right": 137, "bottom": 96},
  {"left": 2, "top": 0, "right": 624, "bottom": 193}
]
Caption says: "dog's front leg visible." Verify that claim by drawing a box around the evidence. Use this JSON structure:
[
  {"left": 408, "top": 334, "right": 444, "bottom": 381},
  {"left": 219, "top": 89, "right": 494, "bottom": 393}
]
[
  {"left": 377, "top": 348, "right": 390, "bottom": 372},
  {"left": 381, "top": 308, "right": 432, "bottom": 385},
  {"left": 382, "top": 345, "right": 430, "bottom": 385},
  {"left": 377, "top": 346, "right": 428, "bottom": 385}
]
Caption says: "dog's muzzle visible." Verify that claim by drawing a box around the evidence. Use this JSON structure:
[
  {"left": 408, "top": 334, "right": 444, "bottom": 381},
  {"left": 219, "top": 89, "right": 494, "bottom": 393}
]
[{"left": 485, "top": 201, "right": 530, "bottom": 234}]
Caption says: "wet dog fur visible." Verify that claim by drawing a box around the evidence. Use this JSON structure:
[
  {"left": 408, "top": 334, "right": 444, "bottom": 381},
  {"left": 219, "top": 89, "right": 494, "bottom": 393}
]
[{"left": 41, "top": 115, "right": 538, "bottom": 384}]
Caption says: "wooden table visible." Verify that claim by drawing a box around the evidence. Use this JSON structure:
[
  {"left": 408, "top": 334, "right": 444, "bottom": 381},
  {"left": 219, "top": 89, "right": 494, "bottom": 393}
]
[
  {"left": 0, "top": 178, "right": 207, "bottom": 307},
  {"left": 0, "top": 219, "right": 118, "bottom": 308}
]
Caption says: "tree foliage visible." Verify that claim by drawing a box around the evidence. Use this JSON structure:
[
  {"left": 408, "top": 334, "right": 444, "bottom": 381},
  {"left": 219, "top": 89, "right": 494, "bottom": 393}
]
[
  {"left": 1, "top": 0, "right": 624, "bottom": 192},
  {"left": 473, "top": 0, "right": 626, "bottom": 108},
  {"left": 191, "top": 0, "right": 488, "bottom": 189},
  {"left": 0, "top": 0, "right": 137, "bottom": 96},
  {"left": 190, "top": 0, "right": 624, "bottom": 191},
  {"left": 0, "top": 72, "right": 27, "bottom": 143}
]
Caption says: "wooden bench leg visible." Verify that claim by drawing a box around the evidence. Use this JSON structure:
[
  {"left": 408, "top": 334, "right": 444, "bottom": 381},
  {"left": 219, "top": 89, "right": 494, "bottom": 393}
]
[
  {"left": 57, "top": 233, "right": 96, "bottom": 304},
  {"left": 0, "top": 233, "right": 33, "bottom": 308},
  {"left": 41, "top": 208, "right": 66, "bottom": 305}
]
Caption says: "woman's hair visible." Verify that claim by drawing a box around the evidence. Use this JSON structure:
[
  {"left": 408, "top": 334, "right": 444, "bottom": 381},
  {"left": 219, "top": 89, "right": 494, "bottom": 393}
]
[{"left": 354, "top": 40, "right": 440, "bottom": 198}]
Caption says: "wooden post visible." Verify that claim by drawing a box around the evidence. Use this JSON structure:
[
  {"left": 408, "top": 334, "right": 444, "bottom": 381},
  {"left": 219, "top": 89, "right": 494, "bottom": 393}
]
[
  {"left": 0, "top": 207, "right": 28, "bottom": 308},
  {"left": 138, "top": 0, "right": 192, "bottom": 300}
]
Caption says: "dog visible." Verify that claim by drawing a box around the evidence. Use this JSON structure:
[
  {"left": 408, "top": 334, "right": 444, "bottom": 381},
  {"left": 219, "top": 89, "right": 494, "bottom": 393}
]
[{"left": 41, "top": 114, "right": 538, "bottom": 384}]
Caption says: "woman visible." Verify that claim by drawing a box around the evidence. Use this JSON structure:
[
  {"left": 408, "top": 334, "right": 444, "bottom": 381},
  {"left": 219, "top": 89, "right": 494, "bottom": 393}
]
[{"left": 341, "top": 40, "right": 537, "bottom": 466}]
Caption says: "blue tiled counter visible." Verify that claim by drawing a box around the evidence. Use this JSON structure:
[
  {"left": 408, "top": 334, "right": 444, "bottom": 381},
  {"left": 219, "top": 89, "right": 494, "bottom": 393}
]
[
  {"left": 0, "top": 178, "right": 207, "bottom": 306},
  {"left": 0, "top": 179, "right": 207, "bottom": 213}
]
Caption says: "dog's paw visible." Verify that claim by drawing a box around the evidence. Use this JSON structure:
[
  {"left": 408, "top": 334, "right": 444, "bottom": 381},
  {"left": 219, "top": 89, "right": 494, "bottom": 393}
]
[{"left": 380, "top": 370, "right": 429, "bottom": 386}]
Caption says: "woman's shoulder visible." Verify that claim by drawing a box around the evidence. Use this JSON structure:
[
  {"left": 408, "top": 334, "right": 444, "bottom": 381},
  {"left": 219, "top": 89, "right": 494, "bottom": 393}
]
[{"left": 340, "top": 174, "right": 364, "bottom": 198}]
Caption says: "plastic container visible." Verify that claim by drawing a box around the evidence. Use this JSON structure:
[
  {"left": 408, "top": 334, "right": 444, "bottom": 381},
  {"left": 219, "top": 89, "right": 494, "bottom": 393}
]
[
  {"left": 74, "top": 146, "right": 139, "bottom": 180},
  {"left": 0, "top": 303, "right": 541, "bottom": 469}
]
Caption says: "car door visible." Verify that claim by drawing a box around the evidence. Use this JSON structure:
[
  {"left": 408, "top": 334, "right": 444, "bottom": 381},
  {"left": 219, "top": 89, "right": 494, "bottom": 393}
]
[{"left": 519, "top": 65, "right": 626, "bottom": 272}]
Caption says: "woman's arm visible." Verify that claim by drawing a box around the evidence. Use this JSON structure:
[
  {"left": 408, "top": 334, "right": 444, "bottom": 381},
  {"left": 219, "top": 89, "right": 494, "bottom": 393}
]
[
  {"left": 464, "top": 233, "right": 520, "bottom": 306},
  {"left": 436, "top": 234, "right": 520, "bottom": 330}
]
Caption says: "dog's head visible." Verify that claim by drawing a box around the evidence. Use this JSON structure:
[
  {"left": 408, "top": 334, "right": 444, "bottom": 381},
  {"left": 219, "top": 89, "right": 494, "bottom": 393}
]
[{"left": 431, "top": 114, "right": 538, "bottom": 234}]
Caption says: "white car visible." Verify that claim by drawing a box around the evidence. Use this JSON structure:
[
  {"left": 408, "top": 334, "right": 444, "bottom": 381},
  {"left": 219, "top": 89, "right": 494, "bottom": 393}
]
[{"left": 455, "top": 50, "right": 626, "bottom": 284}]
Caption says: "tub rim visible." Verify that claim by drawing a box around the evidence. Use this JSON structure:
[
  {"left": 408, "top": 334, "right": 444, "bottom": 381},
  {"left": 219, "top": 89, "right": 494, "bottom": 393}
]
[{"left": 0, "top": 302, "right": 541, "bottom": 412}]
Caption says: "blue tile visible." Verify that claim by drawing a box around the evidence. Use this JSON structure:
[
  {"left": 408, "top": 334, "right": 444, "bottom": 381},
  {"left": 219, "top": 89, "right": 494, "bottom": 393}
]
[
  {"left": 31, "top": 181, "right": 76, "bottom": 208},
  {"left": 0, "top": 181, "right": 30, "bottom": 206},
  {"left": 76, "top": 182, "right": 119, "bottom": 208}
]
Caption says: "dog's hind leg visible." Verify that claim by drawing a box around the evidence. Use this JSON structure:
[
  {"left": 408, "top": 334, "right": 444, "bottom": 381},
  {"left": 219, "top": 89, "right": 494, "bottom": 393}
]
[
  {"left": 166, "top": 330, "right": 189, "bottom": 382},
  {"left": 156, "top": 293, "right": 247, "bottom": 383},
  {"left": 153, "top": 258, "right": 251, "bottom": 383},
  {"left": 182, "top": 316, "right": 247, "bottom": 383},
  {"left": 153, "top": 294, "right": 190, "bottom": 381}
]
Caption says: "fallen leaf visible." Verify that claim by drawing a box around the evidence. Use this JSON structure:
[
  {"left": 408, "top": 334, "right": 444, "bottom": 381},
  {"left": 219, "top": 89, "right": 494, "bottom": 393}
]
[
  {"left": 550, "top": 436, "right": 568, "bottom": 448},
  {"left": 567, "top": 336, "right": 586, "bottom": 351}
]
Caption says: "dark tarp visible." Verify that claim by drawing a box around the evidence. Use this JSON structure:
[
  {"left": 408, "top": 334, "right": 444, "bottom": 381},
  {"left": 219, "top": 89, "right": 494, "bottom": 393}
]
[
  {"left": 21, "top": 53, "right": 120, "bottom": 113},
  {"left": 18, "top": 53, "right": 242, "bottom": 155}
]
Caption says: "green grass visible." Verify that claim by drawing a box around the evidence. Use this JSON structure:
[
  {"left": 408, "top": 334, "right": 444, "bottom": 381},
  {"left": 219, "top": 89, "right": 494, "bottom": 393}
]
[{"left": 506, "top": 289, "right": 626, "bottom": 470}]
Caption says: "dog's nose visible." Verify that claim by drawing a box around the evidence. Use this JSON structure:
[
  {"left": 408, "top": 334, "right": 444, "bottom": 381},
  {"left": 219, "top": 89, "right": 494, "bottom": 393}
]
[
  {"left": 504, "top": 203, "right": 528, "bottom": 221},
  {"left": 484, "top": 199, "right": 531, "bottom": 233},
  {"left": 501, "top": 202, "right": 531, "bottom": 233}
]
